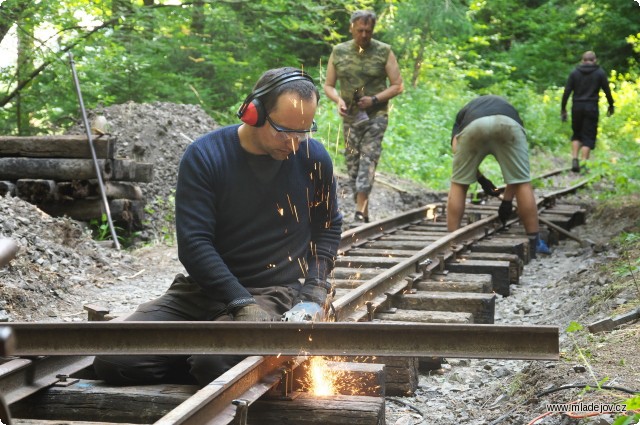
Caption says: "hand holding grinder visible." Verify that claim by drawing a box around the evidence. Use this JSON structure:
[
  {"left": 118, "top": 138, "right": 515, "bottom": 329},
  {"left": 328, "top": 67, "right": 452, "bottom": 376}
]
[{"left": 281, "top": 281, "right": 330, "bottom": 322}]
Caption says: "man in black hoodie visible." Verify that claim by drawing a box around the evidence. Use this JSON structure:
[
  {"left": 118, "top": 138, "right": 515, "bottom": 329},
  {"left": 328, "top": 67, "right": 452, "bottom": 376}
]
[{"left": 561, "top": 51, "right": 614, "bottom": 172}]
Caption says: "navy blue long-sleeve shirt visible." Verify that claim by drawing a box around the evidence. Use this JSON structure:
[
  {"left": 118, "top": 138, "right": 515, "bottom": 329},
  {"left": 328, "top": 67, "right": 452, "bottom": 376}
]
[{"left": 175, "top": 125, "right": 342, "bottom": 308}]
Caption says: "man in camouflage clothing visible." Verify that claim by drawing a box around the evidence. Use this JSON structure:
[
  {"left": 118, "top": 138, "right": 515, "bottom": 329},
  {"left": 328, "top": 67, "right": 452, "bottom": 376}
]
[{"left": 324, "top": 9, "right": 403, "bottom": 223}]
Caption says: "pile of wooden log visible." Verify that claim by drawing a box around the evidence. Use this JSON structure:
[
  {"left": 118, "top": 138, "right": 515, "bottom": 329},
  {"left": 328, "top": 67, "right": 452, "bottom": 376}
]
[{"left": 0, "top": 135, "right": 153, "bottom": 232}]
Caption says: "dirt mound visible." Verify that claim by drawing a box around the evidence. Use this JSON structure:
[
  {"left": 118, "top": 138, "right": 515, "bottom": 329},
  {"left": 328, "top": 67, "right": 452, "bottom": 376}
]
[
  {"left": 69, "top": 101, "right": 219, "bottom": 242},
  {"left": 1, "top": 101, "right": 222, "bottom": 321},
  {"left": 0, "top": 193, "right": 136, "bottom": 321}
]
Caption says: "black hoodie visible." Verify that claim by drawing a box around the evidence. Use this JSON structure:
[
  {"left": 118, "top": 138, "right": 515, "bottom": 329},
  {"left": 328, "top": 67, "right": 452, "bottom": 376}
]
[{"left": 561, "top": 63, "right": 614, "bottom": 112}]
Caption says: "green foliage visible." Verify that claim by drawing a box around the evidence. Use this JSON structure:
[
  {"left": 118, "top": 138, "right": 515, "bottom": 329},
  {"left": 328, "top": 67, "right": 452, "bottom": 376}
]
[
  {"left": 1, "top": 0, "right": 639, "bottom": 197},
  {"left": 88, "top": 213, "right": 126, "bottom": 245},
  {"left": 463, "top": 0, "right": 639, "bottom": 91},
  {"left": 88, "top": 213, "right": 111, "bottom": 241},
  {"left": 317, "top": 68, "right": 640, "bottom": 194},
  {"left": 0, "top": 0, "right": 345, "bottom": 134},
  {"left": 592, "top": 73, "right": 640, "bottom": 198},
  {"left": 613, "top": 234, "right": 640, "bottom": 279},
  {"left": 143, "top": 191, "right": 176, "bottom": 246},
  {"left": 612, "top": 411, "right": 640, "bottom": 425},
  {"left": 612, "top": 394, "right": 640, "bottom": 424},
  {"left": 566, "top": 321, "right": 584, "bottom": 333},
  {"left": 613, "top": 395, "right": 640, "bottom": 425}
]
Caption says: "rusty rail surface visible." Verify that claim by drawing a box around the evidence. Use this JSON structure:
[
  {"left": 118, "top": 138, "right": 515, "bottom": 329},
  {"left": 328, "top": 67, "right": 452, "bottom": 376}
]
[{"left": 7, "top": 322, "right": 559, "bottom": 359}]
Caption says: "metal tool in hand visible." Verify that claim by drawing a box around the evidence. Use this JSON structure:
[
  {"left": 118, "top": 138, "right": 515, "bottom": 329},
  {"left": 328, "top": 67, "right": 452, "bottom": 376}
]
[
  {"left": 281, "top": 302, "right": 324, "bottom": 322},
  {"left": 352, "top": 89, "right": 369, "bottom": 126}
]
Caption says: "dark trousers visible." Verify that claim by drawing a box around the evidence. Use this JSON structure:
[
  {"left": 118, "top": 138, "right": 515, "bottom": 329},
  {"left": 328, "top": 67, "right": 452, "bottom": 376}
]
[
  {"left": 93, "top": 274, "right": 300, "bottom": 386},
  {"left": 571, "top": 108, "right": 599, "bottom": 149}
]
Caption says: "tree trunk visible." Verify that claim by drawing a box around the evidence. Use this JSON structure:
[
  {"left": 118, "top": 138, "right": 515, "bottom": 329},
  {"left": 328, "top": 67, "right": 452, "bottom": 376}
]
[
  {"left": 17, "top": 14, "right": 34, "bottom": 135},
  {"left": 0, "top": 135, "right": 116, "bottom": 159},
  {"left": 0, "top": 158, "right": 113, "bottom": 181},
  {"left": 191, "top": 1, "right": 206, "bottom": 35},
  {"left": 0, "top": 0, "right": 30, "bottom": 44},
  {"left": 56, "top": 180, "right": 143, "bottom": 200}
]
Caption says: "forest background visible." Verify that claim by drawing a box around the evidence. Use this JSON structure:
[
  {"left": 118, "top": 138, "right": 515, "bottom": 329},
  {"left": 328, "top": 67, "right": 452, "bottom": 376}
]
[{"left": 1, "top": 0, "right": 639, "bottom": 195}]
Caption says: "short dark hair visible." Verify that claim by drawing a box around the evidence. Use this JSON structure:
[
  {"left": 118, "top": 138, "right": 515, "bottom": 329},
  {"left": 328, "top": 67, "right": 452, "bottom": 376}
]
[
  {"left": 254, "top": 67, "right": 319, "bottom": 114},
  {"left": 350, "top": 10, "right": 376, "bottom": 27},
  {"left": 581, "top": 51, "right": 597, "bottom": 63}
]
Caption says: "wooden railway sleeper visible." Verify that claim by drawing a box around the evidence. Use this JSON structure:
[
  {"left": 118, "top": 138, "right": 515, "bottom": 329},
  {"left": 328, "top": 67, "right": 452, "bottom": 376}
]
[
  {"left": 84, "top": 304, "right": 110, "bottom": 321},
  {"left": 467, "top": 211, "right": 482, "bottom": 224}
]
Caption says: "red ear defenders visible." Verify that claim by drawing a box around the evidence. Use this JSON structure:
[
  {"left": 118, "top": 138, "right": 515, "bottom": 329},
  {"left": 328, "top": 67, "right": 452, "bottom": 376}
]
[{"left": 237, "top": 71, "right": 314, "bottom": 127}]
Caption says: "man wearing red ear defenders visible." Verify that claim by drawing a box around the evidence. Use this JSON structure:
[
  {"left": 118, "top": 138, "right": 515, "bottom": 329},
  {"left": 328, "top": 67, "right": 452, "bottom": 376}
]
[
  {"left": 324, "top": 9, "right": 403, "bottom": 224},
  {"left": 93, "top": 67, "right": 342, "bottom": 387}
]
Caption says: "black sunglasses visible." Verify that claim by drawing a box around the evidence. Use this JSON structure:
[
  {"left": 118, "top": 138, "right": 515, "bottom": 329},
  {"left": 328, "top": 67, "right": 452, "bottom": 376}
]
[{"left": 266, "top": 114, "right": 317, "bottom": 134}]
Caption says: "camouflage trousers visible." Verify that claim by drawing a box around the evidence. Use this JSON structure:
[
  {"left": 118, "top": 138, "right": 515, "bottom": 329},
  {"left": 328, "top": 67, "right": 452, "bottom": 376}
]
[{"left": 343, "top": 114, "right": 388, "bottom": 197}]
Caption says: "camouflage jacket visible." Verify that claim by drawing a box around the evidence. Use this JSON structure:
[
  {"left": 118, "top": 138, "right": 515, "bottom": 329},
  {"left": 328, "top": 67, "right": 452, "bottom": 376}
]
[{"left": 331, "top": 39, "right": 391, "bottom": 118}]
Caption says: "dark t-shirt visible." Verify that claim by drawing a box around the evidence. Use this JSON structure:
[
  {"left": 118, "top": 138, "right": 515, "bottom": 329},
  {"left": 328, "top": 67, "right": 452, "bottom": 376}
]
[{"left": 452, "top": 95, "right": 523, "bottom": 140}]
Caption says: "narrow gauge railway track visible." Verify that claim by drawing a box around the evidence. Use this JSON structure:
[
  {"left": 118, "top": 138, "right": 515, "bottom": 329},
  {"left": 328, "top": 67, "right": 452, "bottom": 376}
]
[{"left": 0, "top": 168, "right": 594, "bottom": 425}]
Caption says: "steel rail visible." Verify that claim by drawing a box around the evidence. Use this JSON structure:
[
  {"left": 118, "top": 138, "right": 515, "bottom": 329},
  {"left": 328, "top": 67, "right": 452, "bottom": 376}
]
[
  {"left": 6, "top": 322, "right": 558, "bottom": 360},
  {"left": 339, "top": 203, "right": 444, "bottom": 252},
  {"left": 158, "top": 355, "right": 299, "bottom": 425},
  {"left": 536, "top": 167, "right": 572, "bottom": 179},
  {"left": 0, "top": 356, "right": 94, "bottom": 404},
  {"left": 334, "top": 215, "right": 499, "bottom": 321},
  {"left": 540, "top": 174, "right": 598, "bottom": 200}
]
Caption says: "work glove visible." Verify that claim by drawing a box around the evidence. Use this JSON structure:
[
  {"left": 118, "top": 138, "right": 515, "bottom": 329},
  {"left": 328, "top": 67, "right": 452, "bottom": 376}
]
[
  {"left": 560, "top": 111, "right": 567, "bottom": 122},
  {"left": 281, "top": 302, "right": 324, "bottom": 322},
  {"left": 498, "top": 200, "right": 513, "bottom": 225},
  {"left": 607, "top": 105, "right": 614, "bottom": 117},
  {"left": 232, "top": 304, "right": 273, "bottom": 322},
  {"left": 281, "top": 279, "right": 331, "bottom": 322},
  {"left": 477, "top": 174, "right": 501, "bottom": 197},
  {"left": 299, "top": 279, "right": 331, "bottom": 305}
]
